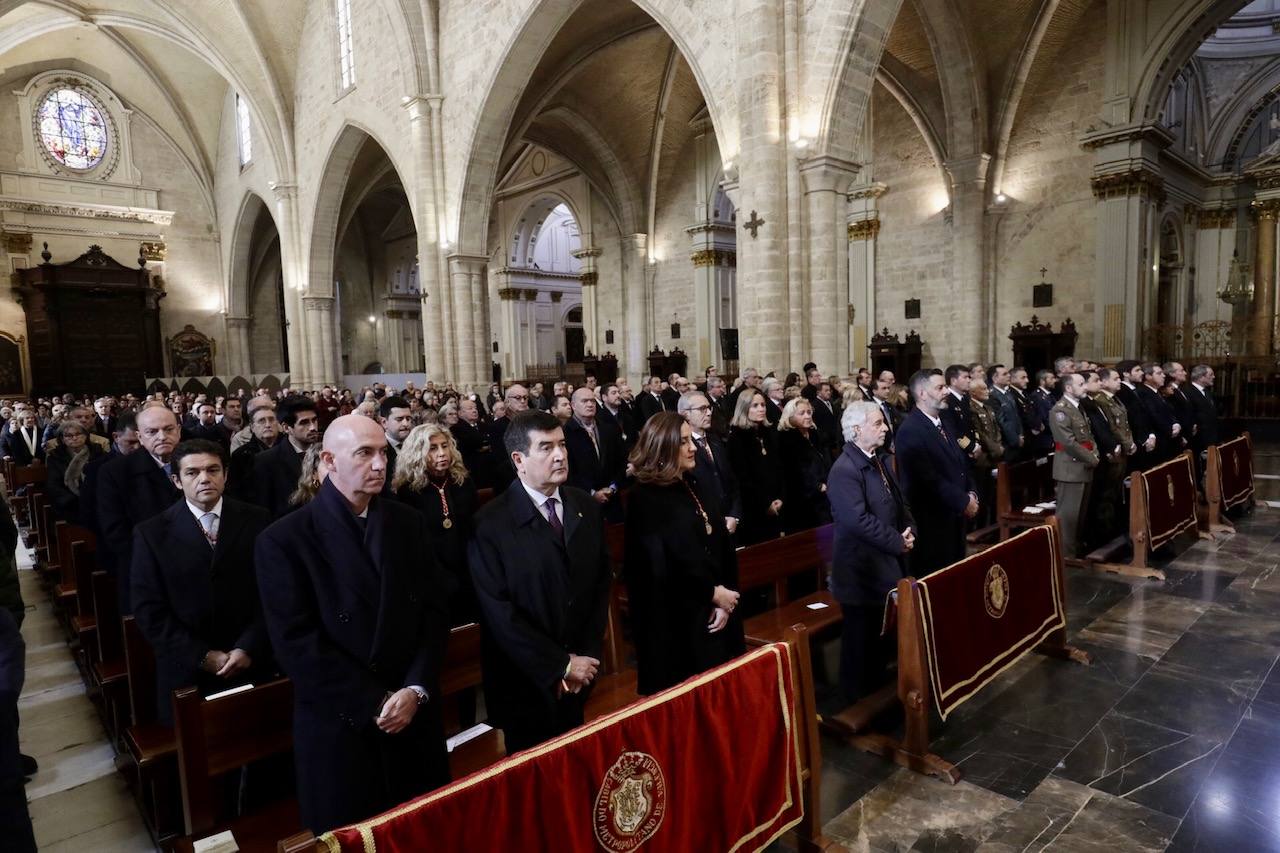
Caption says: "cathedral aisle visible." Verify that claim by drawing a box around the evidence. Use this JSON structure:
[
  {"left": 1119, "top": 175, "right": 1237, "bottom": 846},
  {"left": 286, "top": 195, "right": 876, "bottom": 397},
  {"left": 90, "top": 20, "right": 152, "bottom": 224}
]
[
  {"left": 785, "top": 502, "right": 1280, "bottom": 851},
  {"left": 14, "top": 544, "right": 152, "bottom": 851}
]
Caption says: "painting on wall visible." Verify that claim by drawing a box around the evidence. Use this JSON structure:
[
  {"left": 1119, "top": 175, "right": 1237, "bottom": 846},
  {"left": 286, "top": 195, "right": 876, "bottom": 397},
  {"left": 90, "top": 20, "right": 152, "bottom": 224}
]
[
  {"left": 168, "top": 324, "right": 216, "bottom": 377},
  {"left": 0, "top": 334, "right": 25, "bottom": 394}
]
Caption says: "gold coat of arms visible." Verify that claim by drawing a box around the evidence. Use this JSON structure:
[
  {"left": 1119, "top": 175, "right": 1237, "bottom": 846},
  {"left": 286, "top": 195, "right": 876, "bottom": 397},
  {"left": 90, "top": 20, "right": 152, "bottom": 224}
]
[
  {"left": 983, "top": 565, "right": 1010, "bottom": 619},
  {"left": 594, "top": 751, "right": 666, "bottom": 851}
]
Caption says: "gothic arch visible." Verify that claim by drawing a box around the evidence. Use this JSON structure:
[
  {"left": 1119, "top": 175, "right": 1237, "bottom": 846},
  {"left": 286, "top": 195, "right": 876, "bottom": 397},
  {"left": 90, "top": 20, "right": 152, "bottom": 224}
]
[
  {"left": 306, "top": 123, "right": 415, "bottom": 300},
  {"left": 816, "top": 0, "right": 905, "bottom": 162},
  {"left": 451, "top": 0, "right": 732, "bottom": 257},
  {"left": 228, "top": 191, "right": 278, "bottom": 316}
]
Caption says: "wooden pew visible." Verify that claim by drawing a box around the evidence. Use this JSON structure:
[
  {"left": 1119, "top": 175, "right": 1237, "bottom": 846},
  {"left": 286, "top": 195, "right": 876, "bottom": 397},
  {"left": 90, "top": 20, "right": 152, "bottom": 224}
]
[
  {"left": 1205, "top": 431, "right": 1255, "bottom": 535},
  {"left": 737, "top": 525, "right": 841, "bottom": 645},
  {"left": 10, "top": 461, "right": 46, "bottom": 530},
  {"left": 171, "top": 679, "right": 299, "bottom": 853},
  {"left": 825, "top": 519, "right": 1089, "bottom": 782},
  {"left": 1094, "top": 450, "right": 1208, "bottom": 581},
  {"left": 69, "top": 540, "right": 99, "bottom": 666},
  {"left": 994, "top": 454, "right": 1056, "bottom": 541}
]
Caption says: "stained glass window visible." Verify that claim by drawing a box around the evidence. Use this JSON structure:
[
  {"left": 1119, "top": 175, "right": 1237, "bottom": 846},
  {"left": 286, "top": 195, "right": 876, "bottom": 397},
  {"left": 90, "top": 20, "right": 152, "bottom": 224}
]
[
  {"left": 37, "top": 88, "right": 108, "bottom": 171},
  {"left": 236, "top": 94, "right": 252, "bottom": 165},
  {"left": 336, "top": 0, "right": 355, "bottom": 89}
]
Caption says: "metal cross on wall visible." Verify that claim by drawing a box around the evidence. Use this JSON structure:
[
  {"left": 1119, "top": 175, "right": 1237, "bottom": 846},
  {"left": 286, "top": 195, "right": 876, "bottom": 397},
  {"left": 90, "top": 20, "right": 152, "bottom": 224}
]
[{"left": 745, "top": 210, "right": 765, "bottom": 239}]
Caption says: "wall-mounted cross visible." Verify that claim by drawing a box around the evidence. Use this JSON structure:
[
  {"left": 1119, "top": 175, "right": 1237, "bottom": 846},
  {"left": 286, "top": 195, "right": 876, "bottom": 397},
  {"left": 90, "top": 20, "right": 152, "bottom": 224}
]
[
  {"left": 745, "top": 210, "right": 765, "bottom": 239},
  {"left": 1039, "top": 267, "right": 1048, "bottom": 280}
]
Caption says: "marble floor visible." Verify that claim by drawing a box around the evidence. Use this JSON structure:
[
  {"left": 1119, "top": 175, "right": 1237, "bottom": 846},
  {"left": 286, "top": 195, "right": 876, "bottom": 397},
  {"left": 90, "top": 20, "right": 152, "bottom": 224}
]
[
  {"left": 788, "top": 504, "right": 1280, "bottom": 852},
  {"left": 13, "top": 541, "right": 152, "bottom": 851}
]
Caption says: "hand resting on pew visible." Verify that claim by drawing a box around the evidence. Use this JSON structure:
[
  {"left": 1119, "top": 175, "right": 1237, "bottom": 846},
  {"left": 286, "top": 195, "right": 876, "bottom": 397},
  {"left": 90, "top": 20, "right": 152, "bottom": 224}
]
[{"left": 201, "top": 648, "right": 252, "bottom": 678}]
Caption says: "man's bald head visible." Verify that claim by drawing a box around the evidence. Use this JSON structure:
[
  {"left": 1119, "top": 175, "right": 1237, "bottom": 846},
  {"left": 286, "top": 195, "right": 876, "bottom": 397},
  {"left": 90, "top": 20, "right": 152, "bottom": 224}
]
[{"left": 321, "top": 414, "right": 388, "bottom": 510}]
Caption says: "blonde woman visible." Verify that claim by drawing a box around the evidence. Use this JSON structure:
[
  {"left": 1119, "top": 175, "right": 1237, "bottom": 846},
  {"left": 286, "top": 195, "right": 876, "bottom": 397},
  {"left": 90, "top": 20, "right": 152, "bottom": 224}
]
[
  {"left": 726, "top": 389, "right": 784, "bottom": 544},
  {"left": 777, "top": 397, "right": 832, "bottom": 533},
  {"left": 393, "top": 423, "right": 478, "bottom": 623},
  {"left": 288, "top": 443, "right": 331, "bottom": 508}
]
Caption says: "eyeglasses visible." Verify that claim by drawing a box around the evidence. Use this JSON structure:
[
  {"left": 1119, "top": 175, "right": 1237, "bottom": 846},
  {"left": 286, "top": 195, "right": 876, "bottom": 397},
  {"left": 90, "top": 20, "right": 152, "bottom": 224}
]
[
  {"left": 689, "top": 405, "right": 712, "bottom": 412},
  {"left": 508, "top": 395, "right": 528, "bottom": 402}
]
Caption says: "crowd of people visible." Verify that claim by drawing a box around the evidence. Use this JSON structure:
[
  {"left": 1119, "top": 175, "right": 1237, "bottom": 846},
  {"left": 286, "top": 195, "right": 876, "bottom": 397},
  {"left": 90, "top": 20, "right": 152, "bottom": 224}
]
[{"left": 0, "top": 352, "right": 1223, "bottom": 838}]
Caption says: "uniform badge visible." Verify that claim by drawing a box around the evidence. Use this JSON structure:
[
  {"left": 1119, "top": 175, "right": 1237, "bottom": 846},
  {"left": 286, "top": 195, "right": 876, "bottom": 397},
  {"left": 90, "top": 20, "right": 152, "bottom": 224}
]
[
  {"left": 1054, "top": 411, "right": 1067, "bottom": 423},
  {"left": 594, "top": 751, "right": 666, "bottom": 851},
  {"left": 983, "top": 565, "right": 1009, "bottom": 619}
]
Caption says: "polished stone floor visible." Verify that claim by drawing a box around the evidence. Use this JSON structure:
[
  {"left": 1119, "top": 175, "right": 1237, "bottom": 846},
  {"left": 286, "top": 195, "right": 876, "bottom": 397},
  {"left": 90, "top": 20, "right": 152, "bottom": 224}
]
[{"left": 793, "top": 501, "right": 1280, "bottom": 852}]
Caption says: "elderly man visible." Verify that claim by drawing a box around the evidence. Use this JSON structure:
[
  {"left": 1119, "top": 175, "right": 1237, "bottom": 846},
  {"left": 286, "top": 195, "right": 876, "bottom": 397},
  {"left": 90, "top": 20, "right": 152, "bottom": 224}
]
[
  {"left": 487, "top": 384, "right": 530, "bottom": 492},
  {"left": 231, "top": 395, "right": 276, "bottom": 454},
  {"left": 828, "top": 401, "right": 913, "bottom": 702},
  {"left": 637, "top": 376, "right": 668, "bottom": 423},
  {"left": 97, "top": 404, "right": 184, "bottom": 612},
  {"left": 679, "top": 391, "right": 740, "bottom": 535},
  {"left": 0, "top": 412, "right": 43, "bottom": 466},
  {"left": 895, "top": 370, "right": 977, "bottom": 576},
  {"left": 563, "top": 388, "right": 625, "bottom": 522},
  {"left": 468, "top": 410, "right": 611, "bottom": 754},
  {"left": 256, "top": 415, "right": 451, "bottom": 833}
]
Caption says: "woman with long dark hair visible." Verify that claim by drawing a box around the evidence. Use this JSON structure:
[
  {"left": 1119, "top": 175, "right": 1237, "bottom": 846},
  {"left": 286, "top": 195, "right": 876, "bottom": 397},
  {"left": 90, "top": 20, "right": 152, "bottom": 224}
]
[{"left": 624, "top": 412, "right": 743, "bottom": 695}]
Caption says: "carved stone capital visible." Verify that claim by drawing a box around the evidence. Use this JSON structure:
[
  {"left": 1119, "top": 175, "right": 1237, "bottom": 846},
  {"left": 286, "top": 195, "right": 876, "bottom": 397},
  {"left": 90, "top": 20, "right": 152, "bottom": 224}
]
[
  {"left": 1090, "top": 168, "right": 1166, "bottom": 204},
  {"left": 140, "top": 241, "right": 166, "bottom": 262},
  {"left": 1253, "top": 198, "right": 1280, "bottom": 220},
  {"left": 1197, "top": 208, "right": 1236, "bottom": 229},
  {"left": 579, "top": 272, "right": 599, "bottom": 287},
  {"left": 522, "top": 288, "right": 539, "bottom": 301},
  {"left": 301, "top": 295, "right": 334, "bottom": 312},
  {"left": 498, "top": 287, "right": 520, "bottom": 301},
  {"left": 550, "top": 291, "right": 563, "bottom": 303},
  {"left": 1, "top": 231, "right": 32, "bottom": 254},
  {"left": 847, "top": 218, "right": 881, "bottom": 241},
  {"left": 690, "top": 249, "right": 736, "bottom": 268}
]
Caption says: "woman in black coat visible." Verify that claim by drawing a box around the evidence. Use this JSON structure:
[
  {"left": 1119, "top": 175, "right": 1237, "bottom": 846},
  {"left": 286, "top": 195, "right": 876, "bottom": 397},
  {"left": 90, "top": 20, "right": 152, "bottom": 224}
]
[
  {"left": 45, "top": 421, "right": 102, "bottom": 524},
  {"left": 624, "top": 412, "right": 744, "bottom": 696},
  {"left": 727, "top": 391, "right": 784, "bottom": 545},
  {"left": 392, "top": 423, "right": 479, "bottom": 625},
  {"left": 777, "top": 397, "right": 832, "bottom": 533}
]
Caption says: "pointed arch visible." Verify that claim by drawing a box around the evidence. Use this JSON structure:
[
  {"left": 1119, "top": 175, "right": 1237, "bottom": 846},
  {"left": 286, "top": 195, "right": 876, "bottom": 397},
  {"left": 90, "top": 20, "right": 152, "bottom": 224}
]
[{"left": 228, "top": 192, "right": 277, "bottom": 317}]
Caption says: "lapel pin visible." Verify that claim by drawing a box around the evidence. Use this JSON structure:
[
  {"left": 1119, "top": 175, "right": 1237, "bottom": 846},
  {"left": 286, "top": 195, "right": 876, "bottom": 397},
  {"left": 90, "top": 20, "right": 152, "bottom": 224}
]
[{"left": 577, "top": 512, "right": 583, "bottom": 518}]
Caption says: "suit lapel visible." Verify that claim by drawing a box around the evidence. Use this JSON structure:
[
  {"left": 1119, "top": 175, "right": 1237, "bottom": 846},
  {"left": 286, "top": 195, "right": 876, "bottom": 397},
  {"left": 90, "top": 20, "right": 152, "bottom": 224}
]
[{"left": 562, "top": 489, "right": 583, "bottom": 546}]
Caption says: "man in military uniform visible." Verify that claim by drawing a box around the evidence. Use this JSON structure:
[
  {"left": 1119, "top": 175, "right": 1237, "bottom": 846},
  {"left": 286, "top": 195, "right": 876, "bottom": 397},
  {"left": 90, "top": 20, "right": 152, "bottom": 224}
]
[
  {"left": 939, "top": 364, "right": 980, "bottom": 463},
  {"left": 1091, "top": 368, "right": 1135, "bottom": 542},
  {"left": 1049, "top": 373, "right": 1099, "bottom": 559},
  {"left": 969, "top": 380, "right": 1005, "bottom": 528},
  {"left": 1030, "top": 370, "right": 1057, "bottom": 458}
]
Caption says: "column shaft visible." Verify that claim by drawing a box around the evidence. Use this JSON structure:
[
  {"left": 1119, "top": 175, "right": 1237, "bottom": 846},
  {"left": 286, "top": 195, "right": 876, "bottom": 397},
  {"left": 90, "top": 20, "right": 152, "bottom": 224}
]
[{"left": 1249, "top": 201, "right": 1278, "bottom": 355}]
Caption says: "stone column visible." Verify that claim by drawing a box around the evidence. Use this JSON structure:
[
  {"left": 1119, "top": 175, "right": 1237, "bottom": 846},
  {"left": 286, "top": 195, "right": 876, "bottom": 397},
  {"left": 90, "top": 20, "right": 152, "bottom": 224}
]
[
  {"left": 269, "top": 181, "right": 308, "bottom": 386},
  {"left": 521, "top": 289, "right": 540, "bottom": 371},
  {"left": 301, "top": 295, "right": 337, "bottom": 386},
  {"left": 224, "top": 315, "right": 253, "bottom": 375},
  {"left": 1249, "top": 199, "right": 1279, "bottom": 355},
  {"left": 403, "top": 95, "right": 447, "bottom": 381},
  {"left": 734, "top": 0, "right": 788, "bottom": 374},
  {"left": 690, "top": 247, "right": 736, "bottom": 369},
  {"left": 447, "top": 254, "right": 489, "bottom": 386},
  {"left": 496, "top": 282, "right": 520, "bottom": 380},
  {"left": 621, "top": 234, "right": 649, "bottom": 381},
  {"left": 573, "top": 246, "right": 602, "bottom": 354},
  {"left": 799, "top": 155, "right": 859, "bottom": 373},
  {"left": 847, "top": 182, "right": 885, "bottom": 371},
  {"left": 945, "top": 154, "right": 992, "bottom": 362}
]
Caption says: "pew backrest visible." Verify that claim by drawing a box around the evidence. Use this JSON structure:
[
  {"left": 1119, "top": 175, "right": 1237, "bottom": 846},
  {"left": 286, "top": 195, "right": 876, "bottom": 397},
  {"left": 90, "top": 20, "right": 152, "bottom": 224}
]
[
  {"left": 123, "top": 614, "right": 157, "bottom": 727},
  {"left": 736, "top": 525, "right": 833, "bottom": 605},
  {"left": 173, "top": 678, "right": 295, "bottom": 837}
]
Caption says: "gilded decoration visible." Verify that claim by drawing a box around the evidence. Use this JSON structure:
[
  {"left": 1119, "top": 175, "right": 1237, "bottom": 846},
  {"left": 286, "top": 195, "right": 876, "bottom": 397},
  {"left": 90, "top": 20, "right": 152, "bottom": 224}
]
[
  {"left": 579, "top": 272, "right": 599, "bottom": 287},
  {"left": 1090, "top": 169, "right": 1166, "bottom": 204},
  {"left": 1252, "top": 198, "right": 1280, "bottom": 219},
  {"left": 168, "top": 324, "right": 216, "bottom": 377},
  {"left": 497, "top": 287, "right": 520, "bottom": 301},
  {"left": 690, "top": 249, "right": 736, "bottom": 268},
  {"left": 139, "top": 241, "right": 166, "bottom": 262},
  {"left": 847, "top": 219, "right": 881, "bottom": 241},
  {"left": 1197, "top": 209, "right": 1236, "bottom": 229}
]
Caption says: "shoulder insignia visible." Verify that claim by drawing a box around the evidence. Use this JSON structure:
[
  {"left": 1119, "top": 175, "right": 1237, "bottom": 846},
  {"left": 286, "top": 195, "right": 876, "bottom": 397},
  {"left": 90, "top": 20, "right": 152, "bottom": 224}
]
[{"left": 1053, "top": 411, "right": 1067, "bottom": 423}]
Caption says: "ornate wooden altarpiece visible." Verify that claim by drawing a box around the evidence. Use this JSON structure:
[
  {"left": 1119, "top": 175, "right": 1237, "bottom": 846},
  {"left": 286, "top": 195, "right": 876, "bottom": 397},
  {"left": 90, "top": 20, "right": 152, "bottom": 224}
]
[
  {"left": 1009, "top": 316, "right": 1077, "bottom": 377},
  {"left": 582, "top": 351, "right": 619, "bottom": 384},
  {"left": 868, "top": 328, "right": 924, "bottom": 379},
  {"left": 647, "top": 346, "right": 688, "bottom": 381},
  {"left": 15, "top": 243, "right": 164, "bottom": 394}
]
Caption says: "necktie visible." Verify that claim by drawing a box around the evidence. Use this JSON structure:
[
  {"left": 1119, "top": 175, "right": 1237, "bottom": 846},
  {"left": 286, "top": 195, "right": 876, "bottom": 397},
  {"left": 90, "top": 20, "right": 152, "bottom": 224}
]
[
  {"left": 199, "top": 511, "right": 218, "bottom": 546},
  {"left": 694, "top": 435, "right": 714, "bottom": 464},
  {"left": 163, "top": 462, "right": 173, "bottom": 478},
  {"left": 587, "top": 425, "right": 600, "bottom": 457},
  {"left": 544, "top": 497, "right": 564, "bottom": 539},
  {"left": 872, "top": 456, "right": 892, "bottom": 495}
]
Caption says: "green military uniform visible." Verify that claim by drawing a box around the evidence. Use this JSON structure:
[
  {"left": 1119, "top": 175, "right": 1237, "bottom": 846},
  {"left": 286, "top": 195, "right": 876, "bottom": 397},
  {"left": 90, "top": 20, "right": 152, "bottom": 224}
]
[
  {"left": 1049, "top": 397, "right": 1098, "bottom": 558},
  {"left": 970, "top": 397, "right": 1004, "bottom": 528},
  {"left": 1090, "top": 391, "right": 1132, "bottom": 540}
]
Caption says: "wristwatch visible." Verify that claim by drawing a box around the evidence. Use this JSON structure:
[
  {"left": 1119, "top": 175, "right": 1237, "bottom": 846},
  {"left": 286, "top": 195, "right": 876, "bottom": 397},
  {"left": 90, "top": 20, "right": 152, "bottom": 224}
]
[{"left": 407, "top": 685, "right": 428, "bottom": 705}]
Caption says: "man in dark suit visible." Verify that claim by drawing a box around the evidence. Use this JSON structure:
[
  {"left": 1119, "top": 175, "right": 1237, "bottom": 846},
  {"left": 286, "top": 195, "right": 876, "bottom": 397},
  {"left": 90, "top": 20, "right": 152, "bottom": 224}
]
[
  {"left": 894, "top": 370, "right": 977, "bottom": 576},
  {"left": 256, "top": 415, "right": 451, "bottom": 833},
  {"left": 637, "top": 376, "right": 668, "bottom": 423},
  {"left": 486, "top": 384, "right": 530, "bottom": 492},
  {"left": 251, "top": 397, "right": 319, "bottom": 517},
  {"left": 81, "top": 413, "right": 140, "bottom": 548},
  {"left": 1137, "top": 362, "right": 1183, "bottom": 464},
  {"left": 680, "top": 391, "right": 741, "bottom": 536},
  {"left": 1115, "top": 360, "right": 1156, "bottom": 469},
  {"left": 939, "top": 364, "right": 979, "bottom": 462},
  {"left": 563, "top": 388, "right": 625, "bottom": 523},
  {"left": 97, "top": 404, "right": 184, "bottom": 613},
  {"left": 811, "top": 382, "right": 841, "bottom": 450},
  {"left": 597, "top": 383, "right": 638, "bottom": 451},
  {"left": 704, "top": 377, "right": 732, "bottom": 440},
  {"left": 452, "top": 397, "right": 492, "bottom": 487},
  {"left": 1030, "top": 370, "right": 1058, "bottom": 457},
  {"left": 131, "top": 440, "right": 272, "bottom": 725},
  {"left": 91, "top": 398, "right": 116, "bottom": 440},
  {"left": 186, "top": 401, "right": 227, "bottom": 448},
  {"left": 660, "top": 374, "right": 684, "bottom": 411},
  {"left": 0, "top": 413, "right": 43, "bottom": 467},
  {"left": 1186, "top": 364, "right": 1219, "bottom": 455},
  {"left": 1163, "top": 362, "right": 1194, "bottom": 445},
  {"left": 871, "top": 377, "right": 900, "bottom": 446},
  {"left": 469, "top": 410, "right": 612, "bottom": 754},
  {"left": 378, "top": 396, "right": 413, "bottom": 482},
  {"left": 828, "top": 401, "right": 913, "bottom": 701}
]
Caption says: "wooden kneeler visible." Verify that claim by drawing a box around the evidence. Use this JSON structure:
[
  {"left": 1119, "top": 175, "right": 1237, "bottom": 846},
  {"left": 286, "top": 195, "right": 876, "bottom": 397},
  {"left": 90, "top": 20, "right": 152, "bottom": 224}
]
[
  {"left": 1205, "top": 432, "right": 1259, "bottom": 536},
  {"left": 1095, "top": 451, "right": 1210, "bottom": 582},
  {"left": 823, "top": 518, "right": 1089, "bottom": 784}
]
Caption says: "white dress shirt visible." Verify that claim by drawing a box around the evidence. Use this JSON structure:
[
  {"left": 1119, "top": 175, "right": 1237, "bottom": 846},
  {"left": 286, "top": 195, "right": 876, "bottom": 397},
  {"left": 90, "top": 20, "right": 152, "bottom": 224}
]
[{"left": 521, "top": 481, "right": 564, "bottom": 524}]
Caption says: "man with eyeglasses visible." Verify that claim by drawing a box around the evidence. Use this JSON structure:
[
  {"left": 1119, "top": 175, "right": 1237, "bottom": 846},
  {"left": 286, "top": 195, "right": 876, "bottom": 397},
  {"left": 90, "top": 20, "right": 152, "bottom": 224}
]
[
  {"left": 678, "top": 391, "right": 740, "bottom": 535},
  {"left": 487, "top": 384, "right": 530, "bottom": 492}
]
